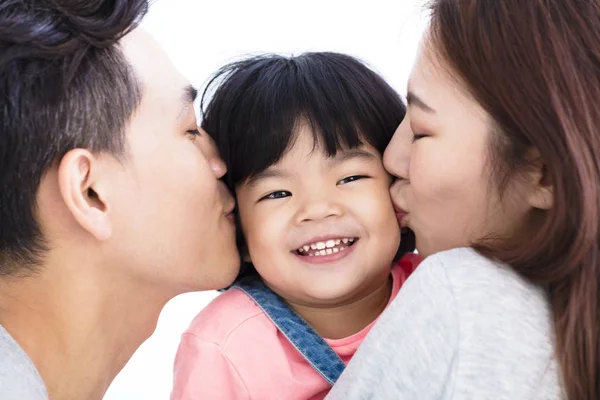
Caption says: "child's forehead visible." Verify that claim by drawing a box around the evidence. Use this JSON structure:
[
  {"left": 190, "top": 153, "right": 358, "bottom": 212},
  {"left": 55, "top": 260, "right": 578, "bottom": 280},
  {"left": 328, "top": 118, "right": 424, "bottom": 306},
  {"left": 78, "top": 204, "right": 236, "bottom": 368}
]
[
  {"left": 240, "top": 145, "right": 381, "bottom": 191},
  {"left": 267, "top": 141, "right": 380, "bottom": 174},
  {"left": 283, "top": 125, "right": 379, "bottom": 161},
  {"left": 237, "top": 126, "right": 383, "bottom": 190}
]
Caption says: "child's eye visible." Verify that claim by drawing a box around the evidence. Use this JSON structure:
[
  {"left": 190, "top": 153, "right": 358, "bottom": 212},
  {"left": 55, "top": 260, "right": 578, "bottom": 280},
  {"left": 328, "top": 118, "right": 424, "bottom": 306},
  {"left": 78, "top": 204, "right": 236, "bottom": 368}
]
[
  {"left": 259, "top": 190, "right": 292, "bottom": 201},
  {"left": 338, "top": 175, "right": 368, "bottom": 185}
]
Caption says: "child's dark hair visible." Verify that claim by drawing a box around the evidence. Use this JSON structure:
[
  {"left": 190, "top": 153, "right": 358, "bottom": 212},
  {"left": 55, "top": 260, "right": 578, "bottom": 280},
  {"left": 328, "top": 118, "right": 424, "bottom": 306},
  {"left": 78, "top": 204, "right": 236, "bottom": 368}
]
[
  {"left": 201, "top": 52, "right": 405, "bottom": 186},
  {"left": 201, "top": 52, "right": 414, "bottom": 276}
]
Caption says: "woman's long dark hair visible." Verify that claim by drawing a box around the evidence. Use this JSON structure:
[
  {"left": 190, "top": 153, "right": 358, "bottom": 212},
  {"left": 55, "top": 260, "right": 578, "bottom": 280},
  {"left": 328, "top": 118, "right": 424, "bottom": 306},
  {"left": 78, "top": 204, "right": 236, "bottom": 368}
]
[{"left": 429, "top": 1, "right": 600, "bottom": 398}]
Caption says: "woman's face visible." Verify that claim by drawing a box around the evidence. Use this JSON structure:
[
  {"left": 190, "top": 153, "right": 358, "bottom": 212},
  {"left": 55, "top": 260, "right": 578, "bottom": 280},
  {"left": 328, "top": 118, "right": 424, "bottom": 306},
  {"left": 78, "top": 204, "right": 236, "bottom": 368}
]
[{"left": 384, "top": 43, "right": 534, "bottom": 257}]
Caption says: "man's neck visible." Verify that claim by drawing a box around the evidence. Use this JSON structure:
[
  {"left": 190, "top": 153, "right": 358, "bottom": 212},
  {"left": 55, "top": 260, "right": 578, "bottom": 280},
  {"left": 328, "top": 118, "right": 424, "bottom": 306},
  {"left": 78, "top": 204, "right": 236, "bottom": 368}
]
[
  {"left": 287, "top": 274, "right": 393, "bottom": 340},
  {"left": 0, "top": 258, "right": 172, "bottom": 400}
]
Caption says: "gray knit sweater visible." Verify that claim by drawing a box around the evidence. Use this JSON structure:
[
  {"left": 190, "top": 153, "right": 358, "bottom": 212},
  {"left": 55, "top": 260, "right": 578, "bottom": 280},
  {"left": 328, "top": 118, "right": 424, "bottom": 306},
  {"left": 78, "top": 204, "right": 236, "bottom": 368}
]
[{"left": 326, "top": 248, "right": 564, "bottom": 399}]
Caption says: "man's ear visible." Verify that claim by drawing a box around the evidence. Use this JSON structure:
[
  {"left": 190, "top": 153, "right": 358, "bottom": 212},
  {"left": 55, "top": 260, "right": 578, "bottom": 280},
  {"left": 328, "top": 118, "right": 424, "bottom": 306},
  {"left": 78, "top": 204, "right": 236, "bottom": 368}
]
[
  {"left": 57, "top": 149, "right": 112, "bottom": 241},
  {"left": 524, "top": 149, "right": 553, "bottom": 210}
]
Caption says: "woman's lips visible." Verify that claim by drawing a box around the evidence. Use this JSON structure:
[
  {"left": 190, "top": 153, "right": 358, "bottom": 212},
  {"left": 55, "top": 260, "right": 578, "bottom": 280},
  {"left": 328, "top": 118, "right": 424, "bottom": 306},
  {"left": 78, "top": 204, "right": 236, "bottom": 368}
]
[
  {"left": 393, "top": 205, "right": 408, "bottom": 225},
  {"left": 396, "top": 211, "right": 406, "bottom": 222}
]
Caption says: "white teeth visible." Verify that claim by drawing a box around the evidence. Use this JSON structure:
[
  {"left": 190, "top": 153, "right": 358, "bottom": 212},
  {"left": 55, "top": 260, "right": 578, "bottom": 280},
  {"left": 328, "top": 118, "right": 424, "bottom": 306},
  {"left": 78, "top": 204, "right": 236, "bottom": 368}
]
[
  {"left": 298, "top": 237, "right": 356, "bottom": 256},
  {"left": 299, "top": 244, "right": 351, "bottom": 257}
]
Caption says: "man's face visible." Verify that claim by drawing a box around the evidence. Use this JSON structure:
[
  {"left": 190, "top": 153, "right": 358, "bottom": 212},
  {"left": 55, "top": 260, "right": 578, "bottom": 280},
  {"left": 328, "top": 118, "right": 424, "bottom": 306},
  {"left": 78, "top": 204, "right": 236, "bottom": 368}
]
[{"left": 104, "top": 29, "right": 239, "bottom": 291}]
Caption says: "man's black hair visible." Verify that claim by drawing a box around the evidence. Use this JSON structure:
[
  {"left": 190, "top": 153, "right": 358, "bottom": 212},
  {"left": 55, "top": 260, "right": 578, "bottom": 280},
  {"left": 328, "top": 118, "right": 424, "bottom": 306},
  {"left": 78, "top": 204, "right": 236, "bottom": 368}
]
[{"left": 0, "top": 0, "right": 149, "bottom": 275}]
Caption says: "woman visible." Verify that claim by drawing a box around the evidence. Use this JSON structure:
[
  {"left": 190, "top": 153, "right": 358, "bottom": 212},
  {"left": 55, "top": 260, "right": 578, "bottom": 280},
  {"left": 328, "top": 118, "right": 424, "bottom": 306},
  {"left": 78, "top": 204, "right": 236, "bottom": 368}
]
[{"left": 327, "top": 1, "right": 599, "bottom": 399}]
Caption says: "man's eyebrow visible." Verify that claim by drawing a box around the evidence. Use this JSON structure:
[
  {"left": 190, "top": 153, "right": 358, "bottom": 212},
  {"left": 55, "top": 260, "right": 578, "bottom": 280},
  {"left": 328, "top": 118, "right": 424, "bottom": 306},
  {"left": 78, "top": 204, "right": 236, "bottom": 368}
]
[
  {"left": 178, "top": 84, "right": 198, "bottom": 121},
  {"left": 183, "top": 84, "right": 198, "bottom": 103},
  {"left": 328, "top": 148, "right": 378, "bottom": 167},
  {"left": 406, "top": 91, "right": 436, "bottom": 114},
  {"left": 245, "top": 168, "right": 290, "bottom": 188}
]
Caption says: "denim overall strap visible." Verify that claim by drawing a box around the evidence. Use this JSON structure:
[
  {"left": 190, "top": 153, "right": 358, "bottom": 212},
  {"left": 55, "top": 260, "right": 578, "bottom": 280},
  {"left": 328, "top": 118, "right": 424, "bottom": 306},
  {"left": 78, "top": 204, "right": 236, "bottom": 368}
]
[{"left": 231, "top": 275, "right": 346, "bottom": 386}]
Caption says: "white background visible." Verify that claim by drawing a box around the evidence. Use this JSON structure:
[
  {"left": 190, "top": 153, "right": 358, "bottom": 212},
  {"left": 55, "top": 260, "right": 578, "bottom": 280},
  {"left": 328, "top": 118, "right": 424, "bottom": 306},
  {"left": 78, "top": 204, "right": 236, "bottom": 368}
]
[{"left": 104, "top": 0, "right": 427, "bottom": 398}]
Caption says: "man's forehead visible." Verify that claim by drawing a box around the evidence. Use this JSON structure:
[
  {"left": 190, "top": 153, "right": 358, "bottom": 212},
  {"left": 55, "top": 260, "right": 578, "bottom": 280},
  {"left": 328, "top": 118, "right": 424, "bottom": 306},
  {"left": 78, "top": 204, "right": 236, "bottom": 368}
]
[{"left": 120, "top": 27, "right": 189, "bottom": 107}]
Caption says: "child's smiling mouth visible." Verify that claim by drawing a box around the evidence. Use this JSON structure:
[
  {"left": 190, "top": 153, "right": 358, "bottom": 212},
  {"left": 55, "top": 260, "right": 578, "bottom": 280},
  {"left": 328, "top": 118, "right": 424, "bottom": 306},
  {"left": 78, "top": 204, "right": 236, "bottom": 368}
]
[{"left": 294, "top": 237, "right": 358, "bottom": 257}]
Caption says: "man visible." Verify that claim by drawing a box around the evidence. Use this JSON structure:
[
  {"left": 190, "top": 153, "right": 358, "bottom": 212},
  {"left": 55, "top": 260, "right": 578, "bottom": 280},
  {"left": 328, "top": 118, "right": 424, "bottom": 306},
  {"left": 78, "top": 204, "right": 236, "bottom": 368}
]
[{"left": 0, "top": 1, "right": 240, "bottom": 399}]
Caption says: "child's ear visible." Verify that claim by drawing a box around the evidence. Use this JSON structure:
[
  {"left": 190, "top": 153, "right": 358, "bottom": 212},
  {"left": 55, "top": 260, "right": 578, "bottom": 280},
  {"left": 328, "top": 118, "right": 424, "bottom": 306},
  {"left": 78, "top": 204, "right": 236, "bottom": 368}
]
[
  {"left": 234, "top": 213, "right": 252, "bottom": 262},
  {"left": 237, "top": 234, "right": 252, "bottom": 263}
]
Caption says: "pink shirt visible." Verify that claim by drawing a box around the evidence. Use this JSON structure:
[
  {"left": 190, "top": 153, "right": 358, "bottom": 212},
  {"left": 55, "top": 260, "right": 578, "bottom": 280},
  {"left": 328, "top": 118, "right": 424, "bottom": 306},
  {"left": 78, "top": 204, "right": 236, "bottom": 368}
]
[{"left": 172, "top": 256, "right": 419, "bottom": 400}]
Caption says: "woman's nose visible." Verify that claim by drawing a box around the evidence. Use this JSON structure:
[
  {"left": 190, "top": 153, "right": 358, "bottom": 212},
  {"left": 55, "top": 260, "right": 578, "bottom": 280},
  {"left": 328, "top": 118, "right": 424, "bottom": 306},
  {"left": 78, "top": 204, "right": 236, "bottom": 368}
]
[{"left": 383, "top": 119, "right": 411, "bottom": 180}]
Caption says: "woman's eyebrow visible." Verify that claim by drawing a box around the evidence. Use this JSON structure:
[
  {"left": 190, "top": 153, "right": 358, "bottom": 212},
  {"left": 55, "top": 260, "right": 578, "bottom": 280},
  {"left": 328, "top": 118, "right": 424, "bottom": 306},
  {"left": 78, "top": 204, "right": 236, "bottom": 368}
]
[{"left": 407, "top": 91, "right": 436, "bottom": 114}]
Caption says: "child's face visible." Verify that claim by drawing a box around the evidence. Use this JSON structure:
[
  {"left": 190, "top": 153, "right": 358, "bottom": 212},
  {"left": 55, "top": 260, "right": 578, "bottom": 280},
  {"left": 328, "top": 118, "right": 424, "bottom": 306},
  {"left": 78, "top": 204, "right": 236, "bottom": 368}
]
[{"left": 236, "top": 127, "right": 400, "bottom": 306}]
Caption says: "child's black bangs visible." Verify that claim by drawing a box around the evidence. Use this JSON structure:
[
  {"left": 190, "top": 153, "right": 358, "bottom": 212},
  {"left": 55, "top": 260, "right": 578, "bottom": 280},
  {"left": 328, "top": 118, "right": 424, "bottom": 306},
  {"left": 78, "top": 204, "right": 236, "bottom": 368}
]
[{"left": 201, "top": 52, "right": 405, "bottom": 188}]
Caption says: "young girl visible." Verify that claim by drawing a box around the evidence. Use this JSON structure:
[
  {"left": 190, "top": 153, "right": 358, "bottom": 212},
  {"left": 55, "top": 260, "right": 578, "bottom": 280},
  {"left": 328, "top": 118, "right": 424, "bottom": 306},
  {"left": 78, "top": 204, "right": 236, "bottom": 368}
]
[{"left": 172, "top": 52, "right": 419, "bottom": 400}]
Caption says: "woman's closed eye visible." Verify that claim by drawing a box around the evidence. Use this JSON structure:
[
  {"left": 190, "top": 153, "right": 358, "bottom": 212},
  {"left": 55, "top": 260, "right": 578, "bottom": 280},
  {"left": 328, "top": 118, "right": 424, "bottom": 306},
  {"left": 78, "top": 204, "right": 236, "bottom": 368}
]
[
  {"left": 338, "top": 175, "right": 369, "bottom": 185},
  {"left": 259, "top": 190, "right": 292, "bottom": 201},
  {"left": 412, "top": 133, "right": 428, "bottom": 142}
]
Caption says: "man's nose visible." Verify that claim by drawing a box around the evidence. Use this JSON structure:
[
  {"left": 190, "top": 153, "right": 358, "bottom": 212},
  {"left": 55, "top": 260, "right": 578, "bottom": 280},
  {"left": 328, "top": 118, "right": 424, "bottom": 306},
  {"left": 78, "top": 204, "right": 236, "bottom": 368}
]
[{"left": 198, "top": 128, "right": 228, "bottom": 179}]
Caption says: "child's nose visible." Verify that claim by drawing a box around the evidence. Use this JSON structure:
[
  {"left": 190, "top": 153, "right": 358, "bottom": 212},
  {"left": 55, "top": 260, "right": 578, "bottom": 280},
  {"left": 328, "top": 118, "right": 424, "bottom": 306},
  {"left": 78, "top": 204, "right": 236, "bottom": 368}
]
[{"left": 295, "top": 196, "right": 344, "bottom": 224}]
